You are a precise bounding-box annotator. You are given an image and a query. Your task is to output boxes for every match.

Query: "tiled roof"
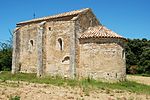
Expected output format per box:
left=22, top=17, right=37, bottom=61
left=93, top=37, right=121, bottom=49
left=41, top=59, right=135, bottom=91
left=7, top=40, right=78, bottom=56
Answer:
left=80, top=26, right=126, bottom=40
left=17, top=8, right=90, bottom=25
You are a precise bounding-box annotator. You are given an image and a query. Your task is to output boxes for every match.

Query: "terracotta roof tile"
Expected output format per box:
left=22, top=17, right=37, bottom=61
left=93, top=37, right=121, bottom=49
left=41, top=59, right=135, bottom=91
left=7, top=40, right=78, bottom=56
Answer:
left=80, top=26, right=126, bottom=40
left=17, top=8, right=90, bottom=25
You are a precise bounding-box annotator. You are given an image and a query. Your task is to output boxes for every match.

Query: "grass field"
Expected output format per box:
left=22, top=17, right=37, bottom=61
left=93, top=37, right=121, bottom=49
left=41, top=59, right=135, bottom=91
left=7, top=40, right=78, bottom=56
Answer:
left=0, top=71, right=150, bottom=95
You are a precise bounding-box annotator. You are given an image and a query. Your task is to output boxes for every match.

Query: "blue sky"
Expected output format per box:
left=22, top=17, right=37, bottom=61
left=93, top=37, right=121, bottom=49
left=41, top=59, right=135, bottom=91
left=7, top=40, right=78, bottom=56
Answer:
left=0, top=0, right=150, bottom=42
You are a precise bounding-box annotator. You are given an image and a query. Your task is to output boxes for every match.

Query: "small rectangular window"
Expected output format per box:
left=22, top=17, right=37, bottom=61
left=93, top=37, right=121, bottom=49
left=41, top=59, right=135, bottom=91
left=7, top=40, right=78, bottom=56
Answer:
left=48, top=27, right=51, bottom=31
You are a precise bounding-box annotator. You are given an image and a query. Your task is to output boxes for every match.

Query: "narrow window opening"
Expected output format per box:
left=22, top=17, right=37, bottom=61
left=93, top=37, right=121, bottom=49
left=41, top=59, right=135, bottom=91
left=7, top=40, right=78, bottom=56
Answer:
left=30, top=40, right=33, bottom=46
left=116, top=73, right=117, bottom=78
left=62, top=56, right=70, bottom=62
left=122, top=50, right=125, bottom=58
left=58, top=38, right=63, bottom=50
left=18, top=63, right=22, bottom=71
left=48, top=27, right=51, bottom=31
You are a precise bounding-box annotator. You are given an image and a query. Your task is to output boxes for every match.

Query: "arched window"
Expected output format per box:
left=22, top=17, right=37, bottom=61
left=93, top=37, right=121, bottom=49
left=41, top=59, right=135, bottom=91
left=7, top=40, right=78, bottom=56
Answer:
left=62, top=56, right=70, bottom=64
left=62, top=56, right=70, bottom=62
left=30, top=40, right=33, bottom=46
left=29, top=40, right=34, bottom=53
left=122, top=49, right=125, bottom=59
left=58, top=38, right=63, bottom=50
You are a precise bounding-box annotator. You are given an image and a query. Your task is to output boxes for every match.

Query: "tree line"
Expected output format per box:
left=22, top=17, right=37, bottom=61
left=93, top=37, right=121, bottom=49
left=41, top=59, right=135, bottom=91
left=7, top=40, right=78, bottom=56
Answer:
left=0, top=38, right=150, bottom=75
left=125, top=38, right=150, bottom=74
left=0, top=41, right=12, bottom=71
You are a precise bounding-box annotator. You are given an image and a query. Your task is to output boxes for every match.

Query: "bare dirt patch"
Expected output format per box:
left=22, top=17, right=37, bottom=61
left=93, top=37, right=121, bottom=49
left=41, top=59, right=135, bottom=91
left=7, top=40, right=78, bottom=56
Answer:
left=0, top=81, right=150, bottom=100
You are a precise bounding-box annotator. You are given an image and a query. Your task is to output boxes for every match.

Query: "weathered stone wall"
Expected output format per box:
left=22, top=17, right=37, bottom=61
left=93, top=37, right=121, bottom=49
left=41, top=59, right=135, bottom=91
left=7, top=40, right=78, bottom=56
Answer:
left=79, top=38, right=126, bottom=81
left=75, top=10, right=101, bottom=77
left=13, top=20, right=75, bottom=76
left=77, top=10, right=100, bottom=32
left=45, top=21, right=75, bottom=77
left=13, top=9, right=126, bottom=81
left=18, top=24, right=39, bottom=73
left=12, top=28, right=21, bottom=73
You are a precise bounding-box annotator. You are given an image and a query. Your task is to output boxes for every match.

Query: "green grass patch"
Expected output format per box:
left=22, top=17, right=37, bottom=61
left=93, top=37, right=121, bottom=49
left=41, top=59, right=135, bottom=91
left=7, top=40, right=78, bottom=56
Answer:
left=9, top=95, right=20, bottom=100
left=0, top=71, right=150, bottom=95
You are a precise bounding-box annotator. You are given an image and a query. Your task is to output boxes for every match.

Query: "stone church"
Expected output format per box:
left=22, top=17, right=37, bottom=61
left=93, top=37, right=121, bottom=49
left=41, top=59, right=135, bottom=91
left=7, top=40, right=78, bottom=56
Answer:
left=12, top=8, right=126, bottom=81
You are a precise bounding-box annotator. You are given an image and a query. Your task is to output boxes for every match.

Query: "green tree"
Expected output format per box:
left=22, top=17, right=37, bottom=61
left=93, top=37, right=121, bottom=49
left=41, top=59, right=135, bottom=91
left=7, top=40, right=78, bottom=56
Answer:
left=138, top=39, right=150, bottom=74
left=0, top=42, right=12, bottom=71
left=125, top=38, right=150, bottom=74
left=0, top=30, right=13, bottom=71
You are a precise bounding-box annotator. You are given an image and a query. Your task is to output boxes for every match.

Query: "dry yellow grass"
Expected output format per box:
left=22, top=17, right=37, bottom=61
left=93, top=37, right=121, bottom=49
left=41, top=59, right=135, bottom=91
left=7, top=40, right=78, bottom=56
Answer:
left=127, top=75, right=150, bottom=85
left=0, top=81, right=150, bottom=100
left=0, top=72, right=150, bottom=100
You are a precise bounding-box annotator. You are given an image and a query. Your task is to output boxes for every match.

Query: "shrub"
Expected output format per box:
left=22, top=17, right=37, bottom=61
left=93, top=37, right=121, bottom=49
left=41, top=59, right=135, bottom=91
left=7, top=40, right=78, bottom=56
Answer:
left=10, top=96, right=20, bottom=100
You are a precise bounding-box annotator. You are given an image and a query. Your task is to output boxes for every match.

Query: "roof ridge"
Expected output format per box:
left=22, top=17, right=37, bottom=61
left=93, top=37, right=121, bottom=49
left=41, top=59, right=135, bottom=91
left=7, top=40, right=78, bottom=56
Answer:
left=17, top=8, right=90, bottom=25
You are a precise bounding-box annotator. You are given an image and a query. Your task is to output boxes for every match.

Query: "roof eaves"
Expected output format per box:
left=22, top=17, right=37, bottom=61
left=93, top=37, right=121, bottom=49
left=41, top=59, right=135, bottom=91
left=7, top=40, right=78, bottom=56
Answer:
left=79, top=26, right=127, bottom=41
left=17, top=8, right=90, bottom=26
